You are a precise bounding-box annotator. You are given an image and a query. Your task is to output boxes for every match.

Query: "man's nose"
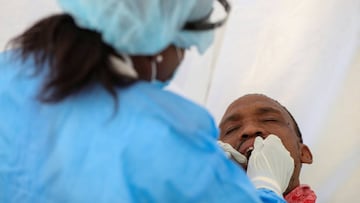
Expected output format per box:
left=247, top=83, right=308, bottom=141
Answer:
left=240, top=122, right=267, bottom=140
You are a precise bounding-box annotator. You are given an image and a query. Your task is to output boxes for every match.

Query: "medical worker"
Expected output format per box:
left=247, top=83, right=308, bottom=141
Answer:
left=0, top=0, right=293, bottom=202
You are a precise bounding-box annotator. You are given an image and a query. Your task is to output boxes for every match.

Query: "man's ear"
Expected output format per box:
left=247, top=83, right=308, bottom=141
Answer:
left=300, top=144, right=313, bottom=164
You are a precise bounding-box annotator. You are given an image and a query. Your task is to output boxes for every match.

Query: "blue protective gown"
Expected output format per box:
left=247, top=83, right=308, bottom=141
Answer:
left=0, top=51, right=285, bottom=203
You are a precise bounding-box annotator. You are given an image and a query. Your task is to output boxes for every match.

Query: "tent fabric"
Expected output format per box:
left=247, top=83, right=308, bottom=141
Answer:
left=170, top=1, right=360, bottom=202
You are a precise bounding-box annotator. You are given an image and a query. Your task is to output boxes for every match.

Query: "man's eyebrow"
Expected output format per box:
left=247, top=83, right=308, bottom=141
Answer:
left=256, top=107, right=282, bottom=115
left=220, top=106, right=282, bottom=126
left=220, top=113, right=242, bottom=126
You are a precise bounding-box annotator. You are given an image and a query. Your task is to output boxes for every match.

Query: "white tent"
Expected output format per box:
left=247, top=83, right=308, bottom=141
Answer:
left=1, top=0, right=359, bottom=202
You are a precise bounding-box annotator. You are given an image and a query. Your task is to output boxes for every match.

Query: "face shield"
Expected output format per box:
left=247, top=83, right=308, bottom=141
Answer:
left=183, top=0, right=231, bottom=31
left=174, top=0, right=231, bottom=54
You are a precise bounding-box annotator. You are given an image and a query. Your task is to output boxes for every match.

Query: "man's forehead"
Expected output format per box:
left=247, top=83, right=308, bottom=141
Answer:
left=221, top=94, right=288, bottom=122
left=228, top=94, right=282, bottom=112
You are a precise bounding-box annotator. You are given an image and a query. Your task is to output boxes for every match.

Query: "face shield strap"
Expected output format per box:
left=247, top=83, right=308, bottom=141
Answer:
left=182, top=0, right=231, bottom=31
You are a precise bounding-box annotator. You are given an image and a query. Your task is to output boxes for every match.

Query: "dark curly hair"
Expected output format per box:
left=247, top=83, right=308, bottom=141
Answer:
left=9, top=14, right=136, bottom=103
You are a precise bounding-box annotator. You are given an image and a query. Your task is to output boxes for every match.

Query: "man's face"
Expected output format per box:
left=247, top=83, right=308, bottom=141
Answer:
left=219, top=94, right=312, bottom=194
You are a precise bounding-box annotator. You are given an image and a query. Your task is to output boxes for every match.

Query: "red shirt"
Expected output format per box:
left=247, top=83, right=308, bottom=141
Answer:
left=284, top=184, right=317, bottom=203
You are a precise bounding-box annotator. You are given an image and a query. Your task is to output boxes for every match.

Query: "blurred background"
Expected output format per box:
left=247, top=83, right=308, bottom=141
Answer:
left=1, top=0, right=359, bottom=202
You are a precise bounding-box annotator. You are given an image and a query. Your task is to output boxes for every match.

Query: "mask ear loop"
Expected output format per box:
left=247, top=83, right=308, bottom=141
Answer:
left=150, top=61, right=157, bottom=82
left=175, top=47, right=183, bottom=63
left=151, top=55, right=163, bottom=81
left=151, top=48, right=181, bottom=82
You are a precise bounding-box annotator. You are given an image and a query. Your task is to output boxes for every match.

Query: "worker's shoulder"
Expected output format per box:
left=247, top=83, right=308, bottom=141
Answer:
left=133, top=82, right=212, bottom=118
left=126, top=82, right=218, bottom=135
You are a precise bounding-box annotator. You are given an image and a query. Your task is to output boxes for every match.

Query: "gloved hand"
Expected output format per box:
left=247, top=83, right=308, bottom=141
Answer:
left=217, top=140, right=247, bottom=165
left=247, top=134, right=294, bottom=196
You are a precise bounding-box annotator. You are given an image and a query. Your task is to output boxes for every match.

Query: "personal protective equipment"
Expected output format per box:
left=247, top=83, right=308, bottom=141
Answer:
left=0, top=51, right=287, bottom=203
left=57, top=0, right=215, bottom=55
left=217, top=140, right=247, bottom=165
left=247, top=135, right=294, bottom=196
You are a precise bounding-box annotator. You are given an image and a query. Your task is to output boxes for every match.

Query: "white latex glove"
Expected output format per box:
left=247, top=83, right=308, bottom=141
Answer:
left=217, top=140, right=247, bottom=165
left=247, top=135, right=294, bottom=196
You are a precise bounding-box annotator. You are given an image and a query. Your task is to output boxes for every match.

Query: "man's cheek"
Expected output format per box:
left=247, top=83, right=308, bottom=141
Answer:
left=220, top=134, right=235, bottom=143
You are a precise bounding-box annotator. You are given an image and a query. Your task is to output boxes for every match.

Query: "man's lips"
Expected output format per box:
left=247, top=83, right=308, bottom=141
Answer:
left=238, top=140, right=255, bottom=160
